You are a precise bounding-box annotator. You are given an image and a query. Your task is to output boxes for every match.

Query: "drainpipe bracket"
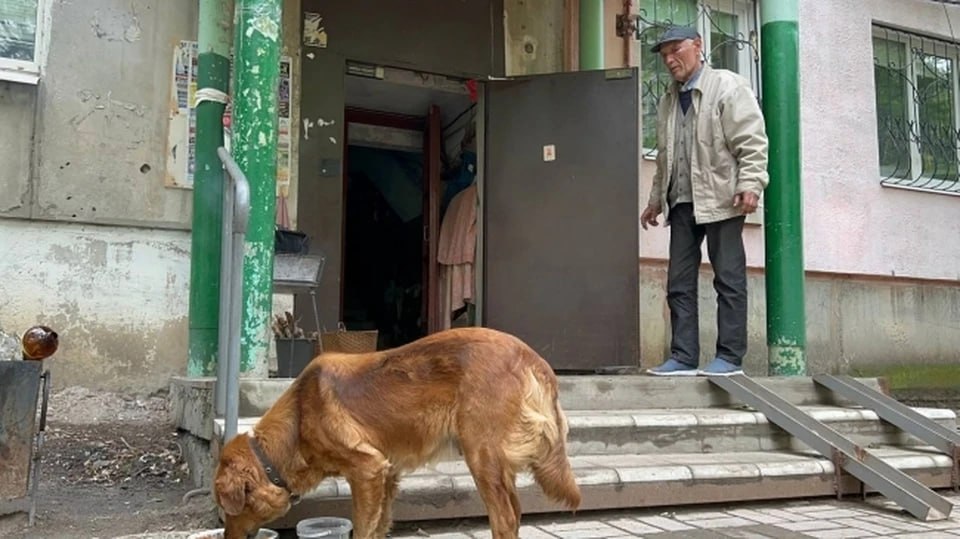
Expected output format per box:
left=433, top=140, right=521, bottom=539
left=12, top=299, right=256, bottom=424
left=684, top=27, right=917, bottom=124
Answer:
left=616, top=14, right=642, bottom=39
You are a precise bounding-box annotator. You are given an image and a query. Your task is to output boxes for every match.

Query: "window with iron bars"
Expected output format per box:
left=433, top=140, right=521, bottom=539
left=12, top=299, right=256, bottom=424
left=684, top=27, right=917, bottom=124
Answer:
left=637, top=0, right=760, bottom=155
left=873, top=24, right=960, bottom=194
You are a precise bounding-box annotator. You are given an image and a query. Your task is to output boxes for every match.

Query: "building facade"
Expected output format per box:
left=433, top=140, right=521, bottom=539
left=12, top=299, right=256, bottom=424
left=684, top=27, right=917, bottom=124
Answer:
left=0, top=0, right=957, bottom=395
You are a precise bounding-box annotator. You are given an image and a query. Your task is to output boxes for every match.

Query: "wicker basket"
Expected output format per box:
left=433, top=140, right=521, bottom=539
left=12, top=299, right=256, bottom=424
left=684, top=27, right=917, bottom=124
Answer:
left=319, top=323, right=378, bottom=354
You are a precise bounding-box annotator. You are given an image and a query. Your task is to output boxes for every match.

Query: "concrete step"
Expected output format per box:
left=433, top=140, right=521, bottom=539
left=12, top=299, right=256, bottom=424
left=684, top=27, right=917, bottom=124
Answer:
left=214, top=405, right=956, bottom=458
left=265, top=446, right=957, bottom=529
left=213, top=376, right=888, bottom=418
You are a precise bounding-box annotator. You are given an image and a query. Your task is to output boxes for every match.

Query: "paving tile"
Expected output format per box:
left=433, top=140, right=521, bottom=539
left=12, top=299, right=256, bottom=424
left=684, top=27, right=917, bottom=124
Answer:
left=888, top=533, right=959, bottom=539
left=684, top=517, right=758, bottom=529
left=634, top=515, right=695, bottom=532
left=603, top=518, right=664, bottom=534
left=832, top=517, right=898, bottom=534
left=672, top=511, right=732, bottom=521
left=860, top=515, right=929, bottom=532
left=538, top=521, right=622, bottom=539
left=804, top=529, right=875, bottom=538
left=800, top=509, right=866, bottom=520
left=726, top=508, right=787, bottom=524
left=789, top=504, right=847, bottom=513
left=917, top=518, right=960, bottom=530
left=721, top=524, right=814, bottom=538
left=775, top=520, right=848, bottom=532
left=756, top=508, right=813, bottom=522
left=517, top=526, right=559, bottom=538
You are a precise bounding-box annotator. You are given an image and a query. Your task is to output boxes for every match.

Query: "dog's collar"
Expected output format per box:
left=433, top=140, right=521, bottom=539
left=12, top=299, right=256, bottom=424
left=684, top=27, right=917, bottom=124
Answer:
left=248, top=435, right=301, bottom=504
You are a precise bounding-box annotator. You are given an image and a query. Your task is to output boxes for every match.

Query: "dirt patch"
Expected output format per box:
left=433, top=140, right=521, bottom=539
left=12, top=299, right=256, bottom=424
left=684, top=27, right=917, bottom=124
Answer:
left=0, top=387, right=220, bottom=539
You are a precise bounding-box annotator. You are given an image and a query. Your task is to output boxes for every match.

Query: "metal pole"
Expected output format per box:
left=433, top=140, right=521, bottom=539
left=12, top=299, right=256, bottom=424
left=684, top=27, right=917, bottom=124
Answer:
left=218, top=147, right=250, bottom=441
left=233, top=0, right=282, bottom=377
left=188, top=0, right=235, bottom=377
left=215, top=165, right=235, bottom=416
left=579, top=0, right=604, bottom=70
left=760, top=0, right=806, bottom=376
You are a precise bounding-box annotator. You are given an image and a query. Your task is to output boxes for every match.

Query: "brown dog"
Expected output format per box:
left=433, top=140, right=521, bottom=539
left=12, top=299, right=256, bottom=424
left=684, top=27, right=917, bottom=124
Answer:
left=212, top=327, right=581, bottom=539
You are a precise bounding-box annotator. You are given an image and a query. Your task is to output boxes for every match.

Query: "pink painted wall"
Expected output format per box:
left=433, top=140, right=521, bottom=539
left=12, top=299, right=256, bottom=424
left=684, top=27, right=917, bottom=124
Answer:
left=639, top=0, right=960, bottom=282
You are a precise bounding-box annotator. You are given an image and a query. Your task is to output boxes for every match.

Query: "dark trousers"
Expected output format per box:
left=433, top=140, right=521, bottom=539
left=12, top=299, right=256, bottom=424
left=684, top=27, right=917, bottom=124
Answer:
left=667, top=203, right=747, bottom=367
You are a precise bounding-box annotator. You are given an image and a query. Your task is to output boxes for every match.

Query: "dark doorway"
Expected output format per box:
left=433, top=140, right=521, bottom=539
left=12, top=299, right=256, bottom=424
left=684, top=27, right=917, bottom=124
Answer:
left=341, top=69, right=475, bottom=348
left=342, top=141, right=426, bottom=349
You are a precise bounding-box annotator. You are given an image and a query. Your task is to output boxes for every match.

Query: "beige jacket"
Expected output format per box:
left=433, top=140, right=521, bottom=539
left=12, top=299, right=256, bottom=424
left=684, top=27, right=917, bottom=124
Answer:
left=648, top=64, right=769, bottom=224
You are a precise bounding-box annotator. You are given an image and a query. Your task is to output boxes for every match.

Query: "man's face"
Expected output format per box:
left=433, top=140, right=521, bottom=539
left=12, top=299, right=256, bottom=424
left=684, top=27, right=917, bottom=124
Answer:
left=659, top=37, right=703, bottom=82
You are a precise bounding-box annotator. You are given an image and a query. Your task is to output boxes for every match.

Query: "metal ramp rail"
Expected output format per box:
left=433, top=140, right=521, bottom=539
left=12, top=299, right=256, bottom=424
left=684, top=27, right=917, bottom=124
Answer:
left=709, top=375, right=957, bottom=522
left=214, top=146, right=250, bottom=442
left=814, top=374, right=960, bottom=493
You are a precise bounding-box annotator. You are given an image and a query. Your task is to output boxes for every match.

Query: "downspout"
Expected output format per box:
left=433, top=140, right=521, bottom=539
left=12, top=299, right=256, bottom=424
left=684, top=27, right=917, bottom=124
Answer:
left=188, top=0, right=234, bottom=377
left=760, top=0, right=806, bottom=376
left=622, top=0, right=633, bottom=67
left=234, top=0, right=282, bottom=377
left=579, top=0, right=604, bottom=70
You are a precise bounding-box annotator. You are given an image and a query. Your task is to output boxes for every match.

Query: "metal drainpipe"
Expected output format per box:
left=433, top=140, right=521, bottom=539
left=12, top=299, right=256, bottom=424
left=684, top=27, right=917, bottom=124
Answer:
left=579, top=0, right=604, bottom=70
left=188, top=0, right=234, bottom=378
left=760, top=0, right=806, bottom=376
left=622, top=0, right=634, bottom=67
left=234, top=0, right=282, bottom=377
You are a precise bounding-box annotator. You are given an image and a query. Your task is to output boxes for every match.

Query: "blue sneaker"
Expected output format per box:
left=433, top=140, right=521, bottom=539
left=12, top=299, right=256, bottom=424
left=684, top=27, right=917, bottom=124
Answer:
left=699, top=357, right=744, bottom=376
left=646, top=358, right=698, bottom=376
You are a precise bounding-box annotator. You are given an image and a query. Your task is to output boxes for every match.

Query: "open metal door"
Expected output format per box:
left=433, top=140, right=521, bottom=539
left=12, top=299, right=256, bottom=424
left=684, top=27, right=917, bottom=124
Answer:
left=483, top=69, right=640, bottom=371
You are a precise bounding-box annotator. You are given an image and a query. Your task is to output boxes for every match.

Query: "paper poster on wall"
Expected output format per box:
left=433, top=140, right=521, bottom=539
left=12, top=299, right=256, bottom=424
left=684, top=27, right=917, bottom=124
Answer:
left=303, top=12, right=327, bottom=48
left=276, top=57, right=293, bottom=197
left=166, top=40, right=293, bottom=195
left=165, top=40, right=199, bottom=189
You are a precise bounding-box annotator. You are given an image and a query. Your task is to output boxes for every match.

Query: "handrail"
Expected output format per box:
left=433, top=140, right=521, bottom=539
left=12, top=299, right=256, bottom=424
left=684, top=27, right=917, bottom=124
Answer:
left=215, top=147, right=249, bottom=441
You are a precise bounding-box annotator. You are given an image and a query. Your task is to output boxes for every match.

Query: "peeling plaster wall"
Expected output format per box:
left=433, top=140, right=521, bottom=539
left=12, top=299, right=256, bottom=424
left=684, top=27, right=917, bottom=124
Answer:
left=33, top=0, right=197, bottom=228
left=0, top=0, right=305, bottom=392
left=0, top=82, right=35, bottom=219
left=0, top=219, right=191, bottom=392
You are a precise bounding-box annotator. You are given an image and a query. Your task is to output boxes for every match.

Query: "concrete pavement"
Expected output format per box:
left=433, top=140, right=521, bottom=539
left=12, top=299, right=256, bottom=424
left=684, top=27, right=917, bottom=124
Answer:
left=389, top=494, right=960, bottom=538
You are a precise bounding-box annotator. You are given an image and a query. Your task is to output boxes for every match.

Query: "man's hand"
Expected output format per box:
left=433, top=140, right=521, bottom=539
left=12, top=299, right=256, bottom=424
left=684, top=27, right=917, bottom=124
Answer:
left=733, top=191, right=759, bottom=214
left=641, top=203, right=662, bottom=230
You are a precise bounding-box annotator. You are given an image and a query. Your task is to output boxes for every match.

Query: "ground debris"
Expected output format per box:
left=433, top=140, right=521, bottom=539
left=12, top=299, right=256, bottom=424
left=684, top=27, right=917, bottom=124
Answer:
left=46, top=421, right=189, bottom=487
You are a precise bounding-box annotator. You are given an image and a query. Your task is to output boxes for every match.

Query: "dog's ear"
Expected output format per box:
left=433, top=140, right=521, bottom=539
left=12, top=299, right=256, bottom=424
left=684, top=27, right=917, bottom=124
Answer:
left=214, top=472, right=247, bottom=515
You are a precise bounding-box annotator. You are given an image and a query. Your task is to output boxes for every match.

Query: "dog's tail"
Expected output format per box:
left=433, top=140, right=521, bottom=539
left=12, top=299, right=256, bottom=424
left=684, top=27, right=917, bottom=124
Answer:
left=527, top=372, right=581, bottom=511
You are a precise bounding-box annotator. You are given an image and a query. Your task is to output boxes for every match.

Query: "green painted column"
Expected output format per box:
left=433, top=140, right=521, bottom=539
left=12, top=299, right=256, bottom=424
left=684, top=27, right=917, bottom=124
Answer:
left=233, top=0, right=282, bottom=376
left=579, top=0, right=604, bottom=70
left=188, top=0, right=235, bottom=377
left=760, top=0, right=806, bottom=376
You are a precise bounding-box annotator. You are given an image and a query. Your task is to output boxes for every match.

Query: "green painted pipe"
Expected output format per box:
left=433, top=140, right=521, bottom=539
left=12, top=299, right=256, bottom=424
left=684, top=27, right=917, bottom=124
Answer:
left=188, top=0, right=234, bottom=377
left=760, top=0, right=806, bottom=376
left=579, top=0, right=604, bottom=70
left=233, top=0, right=282, bottom=376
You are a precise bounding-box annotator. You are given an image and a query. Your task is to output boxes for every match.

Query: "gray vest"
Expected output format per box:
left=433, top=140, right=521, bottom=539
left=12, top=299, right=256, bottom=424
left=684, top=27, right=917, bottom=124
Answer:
left=668, top=98, right=696, bottom=207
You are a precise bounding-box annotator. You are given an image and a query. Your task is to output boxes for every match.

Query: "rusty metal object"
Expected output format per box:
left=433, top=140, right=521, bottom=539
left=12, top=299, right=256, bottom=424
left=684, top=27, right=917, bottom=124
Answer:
left=952, top=444, right=960, bottom=493
left=21, top=325, right=58, bottom=361
left=832, top=447, right=846, bottom=500
left=0, top=361, right=43, bottom=510
left=1, top=324, right=56, bottom=525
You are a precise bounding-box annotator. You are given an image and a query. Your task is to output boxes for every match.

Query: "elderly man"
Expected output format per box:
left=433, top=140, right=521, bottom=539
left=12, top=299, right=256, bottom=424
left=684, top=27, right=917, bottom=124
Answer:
left=641, top=26, right=769, bottom=376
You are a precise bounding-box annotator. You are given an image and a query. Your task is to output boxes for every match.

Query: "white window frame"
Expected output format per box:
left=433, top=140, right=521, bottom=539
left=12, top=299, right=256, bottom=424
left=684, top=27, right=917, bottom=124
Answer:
left=701, top=0, right=756, bottom=80
left=872, top=24, right=960, bottom=194
left=0, top=0, right=51, bottom=85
